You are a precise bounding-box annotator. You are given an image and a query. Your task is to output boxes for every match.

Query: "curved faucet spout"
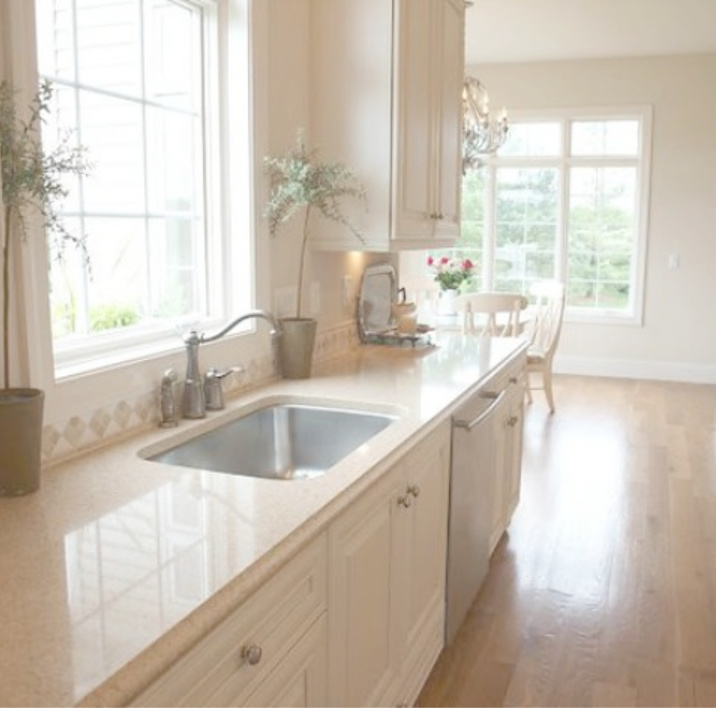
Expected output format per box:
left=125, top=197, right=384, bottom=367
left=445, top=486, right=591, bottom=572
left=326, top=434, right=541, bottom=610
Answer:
left=200, top=309, right=282, bottom=343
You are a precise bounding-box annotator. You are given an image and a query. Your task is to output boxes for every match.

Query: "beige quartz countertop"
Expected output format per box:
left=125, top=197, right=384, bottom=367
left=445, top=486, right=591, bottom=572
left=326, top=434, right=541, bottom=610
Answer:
left=0, top=333, right=526, bottom=707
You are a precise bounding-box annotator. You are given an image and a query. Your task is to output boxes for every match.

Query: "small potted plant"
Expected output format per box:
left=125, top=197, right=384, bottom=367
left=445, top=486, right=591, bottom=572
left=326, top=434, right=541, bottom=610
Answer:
left=427, top=254, right=475, bottom=291
left=427, top=254, right=475, bottom=316
left=264, top=131, right=365, bottom=378
left=0, top=80, right=89, bottom=495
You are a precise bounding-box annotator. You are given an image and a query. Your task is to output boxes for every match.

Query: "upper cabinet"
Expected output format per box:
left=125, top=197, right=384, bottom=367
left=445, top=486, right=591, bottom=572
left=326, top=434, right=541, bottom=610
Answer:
left=310, top=0, right=465, bottom=252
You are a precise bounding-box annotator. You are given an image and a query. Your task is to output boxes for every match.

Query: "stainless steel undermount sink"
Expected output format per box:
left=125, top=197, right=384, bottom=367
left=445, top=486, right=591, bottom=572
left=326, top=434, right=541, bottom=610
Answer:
left=144, top=401, right=398, bottom=480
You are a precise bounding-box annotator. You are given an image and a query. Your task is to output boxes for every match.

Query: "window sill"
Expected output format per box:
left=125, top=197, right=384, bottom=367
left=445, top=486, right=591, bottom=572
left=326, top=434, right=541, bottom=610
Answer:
left=564, top=310, right=643, bottom=327
left=53, top=319, right=254, bottom=381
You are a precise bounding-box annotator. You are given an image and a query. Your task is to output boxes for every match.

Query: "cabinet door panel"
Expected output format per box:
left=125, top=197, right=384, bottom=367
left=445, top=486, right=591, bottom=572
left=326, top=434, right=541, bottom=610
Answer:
left=400, top=433, right=450, bottom=648
left=490, top=365, right=527, bottom=554
left=393, top=0, right=434, bottom=240
left=328, top=473, right=401, bottom=707
left=386, top=424, right=450, bottom=708
left=505, top=389, right=525, bottom=520
left=435, top=0, right=464, bottom=234
left=490, top=396, right=511, bottom=553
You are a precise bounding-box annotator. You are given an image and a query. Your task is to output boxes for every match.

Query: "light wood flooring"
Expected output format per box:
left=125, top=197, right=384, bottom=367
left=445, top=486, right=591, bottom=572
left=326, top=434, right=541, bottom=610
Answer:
left=418, top=375, right=716, bottom=707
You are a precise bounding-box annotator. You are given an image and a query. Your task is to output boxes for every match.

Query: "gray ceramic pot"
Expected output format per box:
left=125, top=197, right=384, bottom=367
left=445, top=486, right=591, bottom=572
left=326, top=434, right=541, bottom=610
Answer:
left=278, top=318, right=318, bottom=379
left=0, top=388, right=44, bottom=496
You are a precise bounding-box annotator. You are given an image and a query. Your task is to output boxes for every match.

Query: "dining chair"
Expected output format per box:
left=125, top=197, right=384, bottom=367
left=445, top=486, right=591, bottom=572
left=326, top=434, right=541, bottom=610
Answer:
left=455, top=292, right=529, bottom=337
left=523, top=280, right=566, bottom=413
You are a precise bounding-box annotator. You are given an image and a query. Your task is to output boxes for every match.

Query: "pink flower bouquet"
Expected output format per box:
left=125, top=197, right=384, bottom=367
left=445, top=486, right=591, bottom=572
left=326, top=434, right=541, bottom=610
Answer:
left=427, top=255, right=475, bottom=291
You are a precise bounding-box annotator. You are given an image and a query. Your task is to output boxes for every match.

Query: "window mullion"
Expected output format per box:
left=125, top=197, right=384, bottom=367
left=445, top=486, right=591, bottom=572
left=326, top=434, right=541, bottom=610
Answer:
left=557, top=117, right=570, bottom=286
left=139, top=0, right=152, bottom=321
left=483, top=165, right=497, bottom=289
left=69, top=0, right=91, bottom=336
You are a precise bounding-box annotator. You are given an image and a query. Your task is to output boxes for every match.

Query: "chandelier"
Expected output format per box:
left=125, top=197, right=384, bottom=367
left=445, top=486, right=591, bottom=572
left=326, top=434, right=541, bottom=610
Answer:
left=462, top=76, right=509, bottom=172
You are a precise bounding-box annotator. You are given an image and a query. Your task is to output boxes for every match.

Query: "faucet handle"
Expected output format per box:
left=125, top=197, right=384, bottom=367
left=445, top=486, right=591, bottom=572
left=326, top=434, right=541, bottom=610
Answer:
left=203, top=367, right=243, bottom=411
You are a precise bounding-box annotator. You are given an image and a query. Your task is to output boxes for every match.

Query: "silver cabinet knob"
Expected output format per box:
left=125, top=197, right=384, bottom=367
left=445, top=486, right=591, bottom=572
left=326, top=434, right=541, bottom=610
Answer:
left=397, top=495, right=412, bottom=508
left=242, top=644, right=263, bottom=666
left=407, top=484, right=420, bottom=498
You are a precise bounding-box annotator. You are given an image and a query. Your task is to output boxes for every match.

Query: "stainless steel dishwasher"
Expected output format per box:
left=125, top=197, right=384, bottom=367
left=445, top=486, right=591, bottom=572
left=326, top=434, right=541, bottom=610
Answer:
left=445, top=383, right=507, bottom=644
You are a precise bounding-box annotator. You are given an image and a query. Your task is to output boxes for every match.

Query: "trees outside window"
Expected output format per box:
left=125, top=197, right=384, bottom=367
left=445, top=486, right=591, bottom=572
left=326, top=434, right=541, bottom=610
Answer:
left=436, top=110, right=650, bottom=321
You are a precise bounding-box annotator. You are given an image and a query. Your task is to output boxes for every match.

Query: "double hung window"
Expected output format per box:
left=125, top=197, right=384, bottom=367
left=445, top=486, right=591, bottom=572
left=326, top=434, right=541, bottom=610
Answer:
left=35, top=0, right=247, bottom=375
left=454, top=108, right=651, bottom=322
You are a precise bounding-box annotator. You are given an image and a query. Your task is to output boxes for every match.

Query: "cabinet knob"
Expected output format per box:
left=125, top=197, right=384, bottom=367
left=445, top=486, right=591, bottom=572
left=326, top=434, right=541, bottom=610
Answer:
left=397, top=494, right=412, bottom=508
left=507, top=415, right=519, bottom=427
left=241, top=644, right=263, bottom=666
left=407, top=484, right=420, bottom=498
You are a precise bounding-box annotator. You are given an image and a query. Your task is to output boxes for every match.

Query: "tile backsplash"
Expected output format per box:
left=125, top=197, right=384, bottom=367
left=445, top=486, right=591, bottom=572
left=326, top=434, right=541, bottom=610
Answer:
left=43, top=321, right=359, bottom=466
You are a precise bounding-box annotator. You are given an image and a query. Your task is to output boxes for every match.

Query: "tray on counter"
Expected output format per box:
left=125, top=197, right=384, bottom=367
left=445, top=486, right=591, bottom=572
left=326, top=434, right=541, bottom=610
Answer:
left=362, top=324, right=435, bottom=348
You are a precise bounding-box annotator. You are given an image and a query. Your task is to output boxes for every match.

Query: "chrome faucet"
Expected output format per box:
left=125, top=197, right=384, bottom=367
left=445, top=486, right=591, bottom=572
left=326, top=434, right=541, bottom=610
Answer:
left=182, top=310, right=282, bottom=419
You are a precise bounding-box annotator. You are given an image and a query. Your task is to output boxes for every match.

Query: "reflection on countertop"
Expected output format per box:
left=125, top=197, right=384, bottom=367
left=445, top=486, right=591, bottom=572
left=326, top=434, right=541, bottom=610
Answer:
left=0, top=332, right=526, bottom=707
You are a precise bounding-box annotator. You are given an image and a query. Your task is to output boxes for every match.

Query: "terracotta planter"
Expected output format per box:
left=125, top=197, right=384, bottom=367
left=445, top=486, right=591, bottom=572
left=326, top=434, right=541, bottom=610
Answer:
left=0, top=388, right=44, bottom=496
left=278, top=318, right=317, bottom=379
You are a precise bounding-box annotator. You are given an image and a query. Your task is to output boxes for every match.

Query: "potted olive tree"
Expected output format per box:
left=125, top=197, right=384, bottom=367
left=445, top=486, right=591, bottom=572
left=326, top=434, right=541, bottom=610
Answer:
left=0, top=80, right=89, bottom=495
left=264, top=131, right=365, bottom=378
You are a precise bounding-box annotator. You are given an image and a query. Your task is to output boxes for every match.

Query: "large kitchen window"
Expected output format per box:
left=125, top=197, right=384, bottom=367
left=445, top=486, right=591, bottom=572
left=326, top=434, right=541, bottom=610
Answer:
left=454, top=108, right=651, bottom=322
left=35, top=0, right=250, bottom=375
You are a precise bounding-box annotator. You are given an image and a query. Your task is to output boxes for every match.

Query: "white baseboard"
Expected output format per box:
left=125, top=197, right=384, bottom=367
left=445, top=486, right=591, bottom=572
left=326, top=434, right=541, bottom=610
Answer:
left=554, top=355, right=716, bottom=385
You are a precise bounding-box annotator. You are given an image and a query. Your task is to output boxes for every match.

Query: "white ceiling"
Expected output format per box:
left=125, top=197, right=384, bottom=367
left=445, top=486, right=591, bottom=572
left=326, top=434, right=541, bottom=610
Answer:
left=465, top=0, right=716, bottom=65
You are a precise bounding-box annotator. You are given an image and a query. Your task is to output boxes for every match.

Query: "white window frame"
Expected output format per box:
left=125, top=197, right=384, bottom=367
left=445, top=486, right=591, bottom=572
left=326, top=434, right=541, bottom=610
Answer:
left=477, top=105, right=652, bottom=326
left=36, top=0, right=254, bottom=379
left=0, top=0, right=268, bottom=426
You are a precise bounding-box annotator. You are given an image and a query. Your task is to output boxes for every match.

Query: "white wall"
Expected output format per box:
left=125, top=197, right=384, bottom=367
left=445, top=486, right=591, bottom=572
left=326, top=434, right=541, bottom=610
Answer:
left=472, top=54, right=716, bottom=383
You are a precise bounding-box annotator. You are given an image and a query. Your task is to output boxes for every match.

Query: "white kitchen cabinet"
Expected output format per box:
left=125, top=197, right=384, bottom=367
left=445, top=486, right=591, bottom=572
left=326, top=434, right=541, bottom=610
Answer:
left=131, top=534, right=328, bottom=707
left=327, top=465, right=401, bottom=706
left=327, top=421, right=451, bottom=707
left=489, top=360, right=527, bottom=555
left=310, top=0, right=465, bottom=252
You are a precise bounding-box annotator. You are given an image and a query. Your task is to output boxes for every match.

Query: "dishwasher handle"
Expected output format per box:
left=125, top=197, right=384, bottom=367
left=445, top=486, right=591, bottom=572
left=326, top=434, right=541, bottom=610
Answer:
left=452, top=389, right=506, bottom=431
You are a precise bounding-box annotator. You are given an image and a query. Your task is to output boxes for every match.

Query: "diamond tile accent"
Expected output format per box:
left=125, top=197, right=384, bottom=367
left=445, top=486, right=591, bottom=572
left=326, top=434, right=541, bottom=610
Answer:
left=113, top=401, right=133, bottom=430
left=134, top=394, right=155, bottom=424
left=89, top=409, right=112, bottom=438
left=63, top=416, right=87, bottom=449
left=41, top=425, right=60, bottom=461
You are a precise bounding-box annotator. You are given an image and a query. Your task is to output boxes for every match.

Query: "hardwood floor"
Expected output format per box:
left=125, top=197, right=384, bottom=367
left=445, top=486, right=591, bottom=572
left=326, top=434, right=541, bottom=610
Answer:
left=419, top=375, right=716, bottom=707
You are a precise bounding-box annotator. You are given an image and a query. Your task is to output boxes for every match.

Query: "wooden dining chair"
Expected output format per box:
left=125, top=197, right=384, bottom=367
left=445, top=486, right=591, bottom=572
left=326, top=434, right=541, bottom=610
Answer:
left=524, top=280, right=566, bottom=413
left=455, top=292, right=529, bottom=337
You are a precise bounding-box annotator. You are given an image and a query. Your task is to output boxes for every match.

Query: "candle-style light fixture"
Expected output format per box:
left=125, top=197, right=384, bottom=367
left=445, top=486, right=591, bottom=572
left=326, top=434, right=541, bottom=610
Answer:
left=462, top=76, right=509, bottom=172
